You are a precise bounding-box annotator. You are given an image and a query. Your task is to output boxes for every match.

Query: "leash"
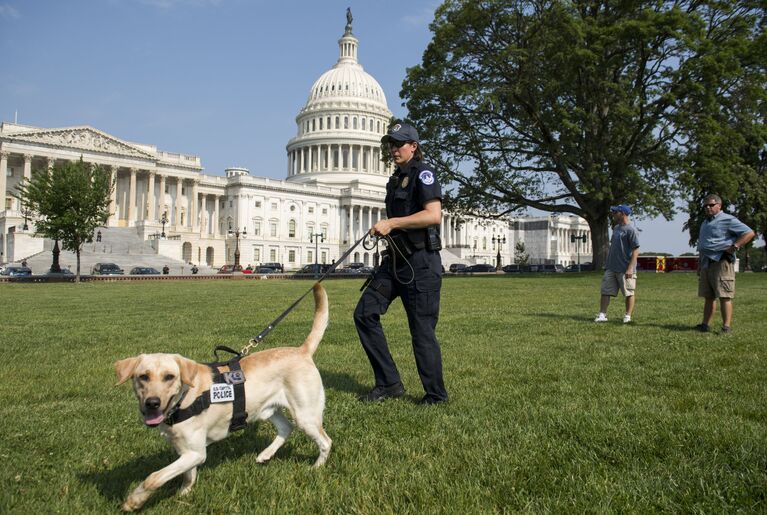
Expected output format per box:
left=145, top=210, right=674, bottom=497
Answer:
left=240, top=233, right=371, bottom=355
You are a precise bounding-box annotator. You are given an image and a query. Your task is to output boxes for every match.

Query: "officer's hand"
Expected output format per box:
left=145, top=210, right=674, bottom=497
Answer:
left=371, top=219, right=395, bottom=237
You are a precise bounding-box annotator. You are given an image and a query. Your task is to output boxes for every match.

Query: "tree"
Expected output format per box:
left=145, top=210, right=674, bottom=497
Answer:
left=15, top=159, right=114, bottom=282
left=402, top=0, right=764, bottom=268
left=678, top=8, right=767, bottom=270
left=514, top=240, right=529, bottom=265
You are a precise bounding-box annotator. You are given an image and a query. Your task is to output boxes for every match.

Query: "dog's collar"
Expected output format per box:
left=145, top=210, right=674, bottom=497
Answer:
left=163, top=383, right=190, bottom=423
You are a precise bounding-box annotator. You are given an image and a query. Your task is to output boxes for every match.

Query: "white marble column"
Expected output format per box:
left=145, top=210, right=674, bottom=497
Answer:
left=0, top=151, right=8, bottom=213
left=23, top=154, right=32, bottom=182
left=158, top=174, right=166, bottom=219
left=146, top=172, right=155, bottom=222
left=128, top=168, right=137, bottom=224
left=108, top=167, right=117, bottom=226
left=175, top=178, right=182, bottom=227
left=191, top=181, right=199, bottom=231
left=214, top=195, right=220, bottom=236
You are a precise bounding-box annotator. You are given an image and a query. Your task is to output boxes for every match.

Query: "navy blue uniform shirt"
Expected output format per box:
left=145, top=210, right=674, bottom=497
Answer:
left=385, top=160, right=442, bottom=218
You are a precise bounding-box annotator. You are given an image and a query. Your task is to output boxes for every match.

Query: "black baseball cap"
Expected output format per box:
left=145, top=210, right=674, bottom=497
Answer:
left=382, top=123, right=419, bottom=144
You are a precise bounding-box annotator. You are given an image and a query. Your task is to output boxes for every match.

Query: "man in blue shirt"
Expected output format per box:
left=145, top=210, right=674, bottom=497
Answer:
left=595, top=205, right=641, bottom=323
left=696, top=194, right=755, bottom=333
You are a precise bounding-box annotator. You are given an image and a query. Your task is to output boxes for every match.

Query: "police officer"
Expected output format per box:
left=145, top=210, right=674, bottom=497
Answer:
left=354, top=123, right=448, bottom=405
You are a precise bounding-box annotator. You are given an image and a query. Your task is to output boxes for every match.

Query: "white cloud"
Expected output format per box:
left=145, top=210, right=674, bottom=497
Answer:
left=0, top=4, right=21, bottom=19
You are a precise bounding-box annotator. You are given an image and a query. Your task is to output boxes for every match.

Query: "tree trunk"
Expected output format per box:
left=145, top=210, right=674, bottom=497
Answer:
left=50, top=239, right=61, bottom=273
left=587, top=216, right=611, bottom=270
left=76, top=249, right=81, bottom=284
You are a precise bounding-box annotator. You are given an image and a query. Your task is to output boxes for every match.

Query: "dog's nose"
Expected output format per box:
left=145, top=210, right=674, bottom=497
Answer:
left=145, top=397, right=161, bottom=410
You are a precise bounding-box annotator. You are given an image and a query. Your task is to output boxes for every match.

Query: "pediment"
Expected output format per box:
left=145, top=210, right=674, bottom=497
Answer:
left=4, top=126, right=155, bottom=159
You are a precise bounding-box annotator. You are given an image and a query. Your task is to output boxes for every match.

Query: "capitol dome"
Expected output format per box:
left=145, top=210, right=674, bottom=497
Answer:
left=286, top=11, right=393, bottom=189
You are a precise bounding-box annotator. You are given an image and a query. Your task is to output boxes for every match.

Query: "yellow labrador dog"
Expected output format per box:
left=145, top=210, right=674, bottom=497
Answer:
left=114, top=284, right=331, bottom=511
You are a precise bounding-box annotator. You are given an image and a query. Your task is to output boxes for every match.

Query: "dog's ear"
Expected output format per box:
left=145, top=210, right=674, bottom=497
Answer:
left=174, top=355, right=199, bottom=387
left=114, top=356, right=141, bottom=385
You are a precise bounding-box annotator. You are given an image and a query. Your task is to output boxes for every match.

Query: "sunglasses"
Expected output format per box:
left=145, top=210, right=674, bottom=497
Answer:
left=389, top=140, right=410, bottom=148
left=703, top=203, right=719, bottom=208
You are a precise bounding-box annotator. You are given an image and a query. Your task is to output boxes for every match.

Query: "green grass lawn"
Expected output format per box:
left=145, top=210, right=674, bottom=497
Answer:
left=1, top=273, right=765, bottom=513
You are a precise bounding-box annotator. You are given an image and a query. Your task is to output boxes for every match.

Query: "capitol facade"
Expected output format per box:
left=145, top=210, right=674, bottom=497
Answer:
left=0, top=14, right=591, bottom=270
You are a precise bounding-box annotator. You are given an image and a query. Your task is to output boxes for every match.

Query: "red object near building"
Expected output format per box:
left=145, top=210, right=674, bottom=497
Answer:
left=666, top=256, right=698, bottom=272
left=637, top=256, right=697, bottom=272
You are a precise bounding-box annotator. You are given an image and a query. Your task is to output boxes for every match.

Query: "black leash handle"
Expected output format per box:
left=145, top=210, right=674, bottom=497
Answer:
left=240, top=233, right=370, bottom=354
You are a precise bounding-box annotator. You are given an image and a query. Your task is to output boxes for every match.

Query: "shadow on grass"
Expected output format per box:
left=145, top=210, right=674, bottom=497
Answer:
left=319, top=368, right=366, bottom=395
left=79, top=427, right=305, bottom=510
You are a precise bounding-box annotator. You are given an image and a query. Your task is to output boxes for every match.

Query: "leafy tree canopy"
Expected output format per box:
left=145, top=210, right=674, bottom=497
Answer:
left=14, top=159, right=113, bottom=281
left=402, top=0, right=765, bottom=267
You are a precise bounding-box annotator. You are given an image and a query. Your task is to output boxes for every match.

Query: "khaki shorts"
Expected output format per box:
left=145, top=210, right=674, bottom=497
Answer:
left=698, top=259, right=735, bottom=299
left=600, top=270, right=636, bottom=297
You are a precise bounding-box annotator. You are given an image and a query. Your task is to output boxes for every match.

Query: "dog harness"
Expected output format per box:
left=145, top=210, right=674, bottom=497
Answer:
left=165, top=347, right=248, bottom=432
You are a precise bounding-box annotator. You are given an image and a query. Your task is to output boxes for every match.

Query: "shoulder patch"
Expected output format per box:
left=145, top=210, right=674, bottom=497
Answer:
left=418, top=170, right=435, bottom=185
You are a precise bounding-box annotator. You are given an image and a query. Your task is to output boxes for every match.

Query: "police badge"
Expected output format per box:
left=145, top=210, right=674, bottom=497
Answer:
left=400, top=176, right=410, bottom=188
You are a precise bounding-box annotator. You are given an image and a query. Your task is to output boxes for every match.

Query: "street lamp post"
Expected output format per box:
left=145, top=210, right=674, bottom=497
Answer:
left=571, top=233, right=588, bottom=271
left=21, top=206, right=31, bottom=231
left=310, top=232, right=325, bottom=278
left=493, top=235, right=507, bottom=270
left=160, top=211, right=168, bottom=238
left=228, top=226, right=247, bottom=270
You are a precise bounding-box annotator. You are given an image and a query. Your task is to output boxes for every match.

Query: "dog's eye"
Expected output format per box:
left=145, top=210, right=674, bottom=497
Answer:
left=164, top=374, right=176, bottom=382
left=138, top=374, right=149, bottom=382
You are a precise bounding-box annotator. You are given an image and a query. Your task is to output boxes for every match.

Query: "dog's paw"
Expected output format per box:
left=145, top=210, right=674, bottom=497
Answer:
left=255, top=453, right=273, bottom=464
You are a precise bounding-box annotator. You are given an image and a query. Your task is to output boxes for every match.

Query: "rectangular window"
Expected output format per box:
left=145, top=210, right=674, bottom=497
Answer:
left=322, top=207, right=328, bottom=215
left=288, top=250, right=296, bottom=263
left=255, top=201, right=261, bottom=208
left=270, top=222, right=277, bottom=237
left=308, top=206, right=314, bottom=214
left=270, top=249, right=277, bottom=261
left=253, top=221, right=261, bottom=236
left=253, top=247, right=261, bottom=262
left=321, top=251, right=327, bottom=264
left=271, top=202, right=278, bottom=210
left=307, top=250, right=313, bottom=263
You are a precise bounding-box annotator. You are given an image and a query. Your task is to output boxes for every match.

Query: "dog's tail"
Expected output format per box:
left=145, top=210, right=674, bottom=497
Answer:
left=300, top=283, right=329, bottom=357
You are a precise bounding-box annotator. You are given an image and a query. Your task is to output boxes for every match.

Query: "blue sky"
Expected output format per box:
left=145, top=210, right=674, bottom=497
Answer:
left=0, top=0, right=695, bottom=254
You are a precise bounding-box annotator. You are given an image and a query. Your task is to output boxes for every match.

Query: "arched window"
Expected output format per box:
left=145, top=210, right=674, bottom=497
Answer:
left=353, top=117, right=357, bottom=129
left=344, top=116, right=349, bottom=129
left=312, top=119, right=316, bottom=131
left=319, top=118, right=323, bottom=130
left=361, top=118, right=366, bottom=130
left=335, top=117, right=340, bottom=129
left=288, top=219, right=296, bottom=238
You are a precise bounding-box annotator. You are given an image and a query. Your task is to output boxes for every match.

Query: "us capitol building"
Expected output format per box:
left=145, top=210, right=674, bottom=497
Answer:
left=0, top=13, right=591, bottom=270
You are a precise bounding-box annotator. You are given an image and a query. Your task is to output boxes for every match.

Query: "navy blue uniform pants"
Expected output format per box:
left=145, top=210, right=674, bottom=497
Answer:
left=353, top=249, right=448, bottom=402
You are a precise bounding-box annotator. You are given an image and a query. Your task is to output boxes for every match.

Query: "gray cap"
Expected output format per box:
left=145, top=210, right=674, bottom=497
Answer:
left=382, top=123, right=419, bottom=144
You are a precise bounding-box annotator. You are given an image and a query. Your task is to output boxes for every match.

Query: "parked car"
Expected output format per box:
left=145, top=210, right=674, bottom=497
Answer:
left=255, top=266, right=277, bottom=274
left=459, top=264, right=497, bottom=273
left=0, top=265, right=32, bottom=277
left=449, top=263, right=468, bottom=273
left=44, top=267, right=74, bottom=276
left=565, top=262, right=593, bottom=272
left=260, top=262, right=284, bottom=272
left=502, top=264, right=522, bottom=273
left=130, top=266, right=161, bottom=275
left=346, top=262, right=365, bottom=269
left=91, top=263, right=124, bottom=275
left=296, top=264, right=332, bottom=275
left=217, top=264, right=243, bottom=274
left=540, top=264, right=565, bottom=273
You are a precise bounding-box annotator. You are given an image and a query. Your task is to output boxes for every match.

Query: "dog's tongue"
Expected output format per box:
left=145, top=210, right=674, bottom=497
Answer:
left=144, top=413, right=165, bottom=426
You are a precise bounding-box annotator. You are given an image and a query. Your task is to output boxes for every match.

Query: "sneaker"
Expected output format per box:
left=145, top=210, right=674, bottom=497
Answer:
left=721, top=326, right=732, bottom=334
left=418, top=395, right=448, bottom=406
left=695, top=323, right=710, bottom=333
left=594, top=313, right=608, bottom=323
left=358, top=383, right=405, bottom=402
left=623, top=314, right=632, bottom=324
